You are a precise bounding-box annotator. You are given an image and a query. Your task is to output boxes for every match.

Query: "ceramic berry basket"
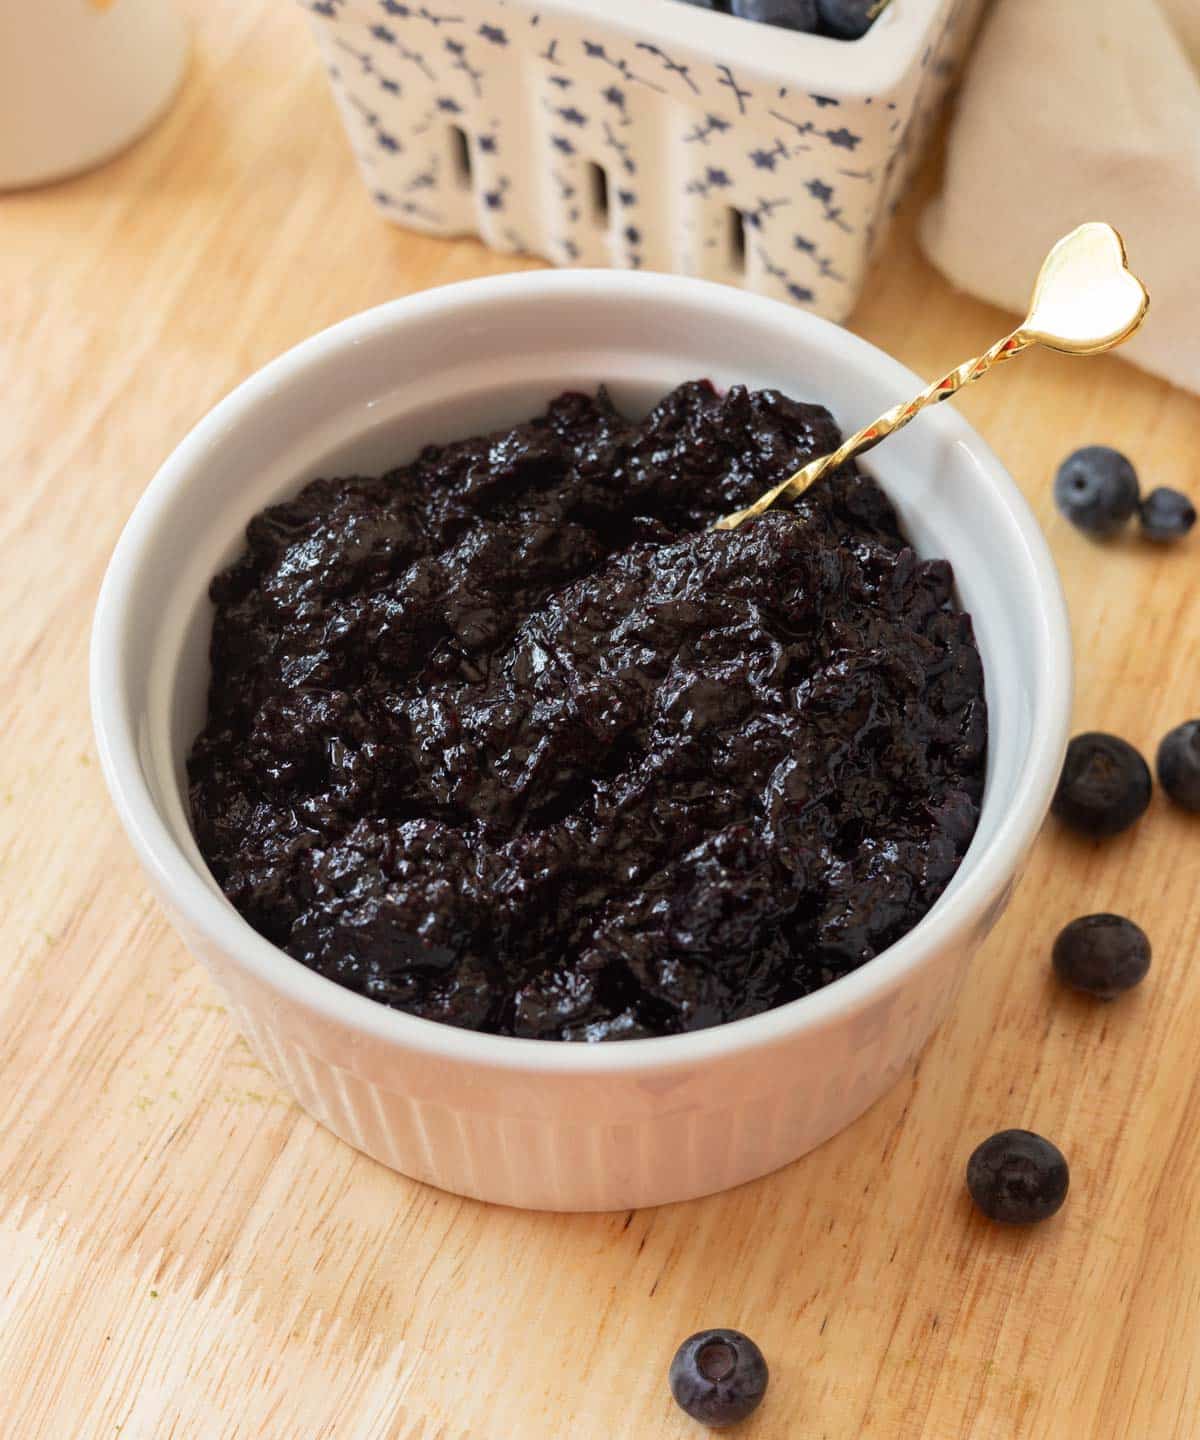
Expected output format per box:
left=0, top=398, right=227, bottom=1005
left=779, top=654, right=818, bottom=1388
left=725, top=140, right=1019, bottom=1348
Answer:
left=299, top=0, right=984, bottom=321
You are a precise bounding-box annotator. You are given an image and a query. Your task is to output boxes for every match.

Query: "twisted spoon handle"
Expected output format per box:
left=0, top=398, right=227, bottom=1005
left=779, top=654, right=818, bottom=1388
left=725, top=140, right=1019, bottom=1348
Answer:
left=715, top=223, right=1149, bottom=532
left=713, top=328, right=1033, bottom=532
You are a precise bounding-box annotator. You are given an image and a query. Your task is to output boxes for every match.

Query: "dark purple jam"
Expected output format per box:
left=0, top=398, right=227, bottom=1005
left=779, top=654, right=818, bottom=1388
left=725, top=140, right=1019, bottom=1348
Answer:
left=188, top=382, right=986, bottom=1040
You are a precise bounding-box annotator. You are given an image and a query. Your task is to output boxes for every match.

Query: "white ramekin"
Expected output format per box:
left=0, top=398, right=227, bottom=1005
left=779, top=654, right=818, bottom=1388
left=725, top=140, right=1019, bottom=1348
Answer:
left=91, top=271, right=1071, bottom=1211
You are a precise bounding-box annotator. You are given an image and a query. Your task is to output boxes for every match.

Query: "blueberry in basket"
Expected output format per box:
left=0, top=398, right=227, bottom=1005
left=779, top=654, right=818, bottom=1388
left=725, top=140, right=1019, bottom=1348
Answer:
left=188, top=381, right=987, bottom=1041
left=675, top=0, right=886, bottom=38
left=730, top=0, right=819, bottom=31
left=816, top=0, right=880, bottom=38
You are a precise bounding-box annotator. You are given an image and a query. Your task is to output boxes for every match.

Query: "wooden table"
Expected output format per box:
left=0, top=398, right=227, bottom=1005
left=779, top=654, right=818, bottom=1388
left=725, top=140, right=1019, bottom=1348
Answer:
left=4, top=4, right=1199, bottom=1435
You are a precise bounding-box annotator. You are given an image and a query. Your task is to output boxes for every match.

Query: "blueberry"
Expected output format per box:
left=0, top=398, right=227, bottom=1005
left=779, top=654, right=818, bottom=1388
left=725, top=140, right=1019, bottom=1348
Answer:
left=967, top=1130, right=1069, bottom=1224
left=1052, top=732, right=1152, bottom=838
left=1054, top=446, right=1140, bottom=536
left=730, top=0, right=820, bottom=31
left=1139, top=486, right=1196, bottom=541
left=669, top=1330, right=769, bottom=1429
left=817, top=0, right=880, bottom=39
left=677, top=0, right=726, bottom=9
left=1158, top=719, right=1200, bottom=811
left=1052, top=913, right=1150, bottom=999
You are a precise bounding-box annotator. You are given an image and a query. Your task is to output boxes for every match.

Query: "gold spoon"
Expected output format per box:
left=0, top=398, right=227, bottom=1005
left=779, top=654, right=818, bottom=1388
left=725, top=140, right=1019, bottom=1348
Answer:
left=714, top=222, right=1150, bottom=532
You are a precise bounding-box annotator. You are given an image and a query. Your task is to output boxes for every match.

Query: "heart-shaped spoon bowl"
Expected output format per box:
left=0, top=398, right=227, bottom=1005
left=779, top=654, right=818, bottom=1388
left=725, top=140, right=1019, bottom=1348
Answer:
left=1020, top=221, right=1149, bottom=355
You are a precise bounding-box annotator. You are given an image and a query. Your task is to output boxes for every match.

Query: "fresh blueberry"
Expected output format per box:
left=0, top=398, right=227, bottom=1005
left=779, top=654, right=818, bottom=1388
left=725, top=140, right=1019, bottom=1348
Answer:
left=817, top=0, right=880, bottom=39
left=1139, top=486, right=1196, bottom=541
left=1052, top=732, right=1152, bottom=838
left=1158, top=719, right=1200, bottom=811
left=1053, top=446, right=1140, bottom=536
left=967, top=1130, right=1069, bottom=1224
left=677, top=0, right=726, bottom=9
left=669, top=1329, right=769, bottom=1429
left=1052, top=914, right=1150, bottom=999
left=730, top=0, right=820, bottom=32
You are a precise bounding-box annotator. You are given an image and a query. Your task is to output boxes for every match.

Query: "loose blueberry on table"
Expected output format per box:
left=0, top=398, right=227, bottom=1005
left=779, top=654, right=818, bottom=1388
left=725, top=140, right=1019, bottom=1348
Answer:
left=669, top=1330, right=769, bottom=1428
left=1053, top=445, right=1140, bottom=537
left=966, top=1130, right=1070, bottom=1224
left=1052, top=914, right=1150, bottom=1000
left=1157, top=720, right=1200, bottom=812
left=1139, top=486, right=1196, bottom=542
left=1051, top=732, right=1152, bottom=839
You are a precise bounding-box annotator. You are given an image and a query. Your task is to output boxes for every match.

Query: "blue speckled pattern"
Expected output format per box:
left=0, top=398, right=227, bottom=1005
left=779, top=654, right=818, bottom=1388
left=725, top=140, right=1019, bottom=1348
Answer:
left=300, top=0, right=983, bottom=321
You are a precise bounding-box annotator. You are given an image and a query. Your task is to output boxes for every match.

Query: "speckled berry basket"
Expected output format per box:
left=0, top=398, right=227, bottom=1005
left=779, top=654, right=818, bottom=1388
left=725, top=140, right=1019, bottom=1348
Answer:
left=298, top=0, right=985, bottom=321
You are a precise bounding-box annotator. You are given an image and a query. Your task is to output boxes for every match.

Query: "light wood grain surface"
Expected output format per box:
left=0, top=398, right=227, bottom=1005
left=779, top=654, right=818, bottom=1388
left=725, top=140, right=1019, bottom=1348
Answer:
left=3, top=4, right=1199, bottom=1436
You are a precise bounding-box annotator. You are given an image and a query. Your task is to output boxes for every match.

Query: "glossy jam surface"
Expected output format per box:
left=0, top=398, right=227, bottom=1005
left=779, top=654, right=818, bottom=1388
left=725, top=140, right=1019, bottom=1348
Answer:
left=188, top=382, right=986, bottom=1040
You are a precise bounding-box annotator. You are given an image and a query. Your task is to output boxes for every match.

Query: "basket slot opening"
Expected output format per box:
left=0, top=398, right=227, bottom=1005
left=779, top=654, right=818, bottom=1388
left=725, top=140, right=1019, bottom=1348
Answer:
left=588, top=162, right=610, bottom=225
left=728, top=208, right=748, bottom=275
left=450, top=126, right=472, bottom=188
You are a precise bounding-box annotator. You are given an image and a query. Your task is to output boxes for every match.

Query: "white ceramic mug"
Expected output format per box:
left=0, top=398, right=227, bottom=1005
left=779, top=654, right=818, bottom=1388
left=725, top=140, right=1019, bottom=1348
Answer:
left=0, top=0, right=188, bottom=190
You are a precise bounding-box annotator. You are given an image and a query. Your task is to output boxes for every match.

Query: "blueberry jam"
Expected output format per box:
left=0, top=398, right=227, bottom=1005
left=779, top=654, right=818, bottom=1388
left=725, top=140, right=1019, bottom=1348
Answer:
left=188, top=382, right=987, bottom=1041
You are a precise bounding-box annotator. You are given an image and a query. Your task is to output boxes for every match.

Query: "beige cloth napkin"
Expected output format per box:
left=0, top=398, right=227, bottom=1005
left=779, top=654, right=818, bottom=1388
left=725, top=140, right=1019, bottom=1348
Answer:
left=922, top=0, right=1200, bottom=395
